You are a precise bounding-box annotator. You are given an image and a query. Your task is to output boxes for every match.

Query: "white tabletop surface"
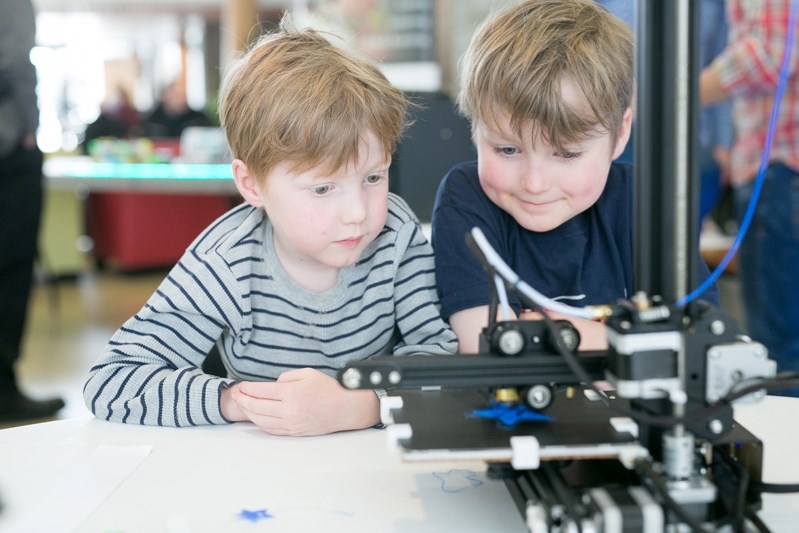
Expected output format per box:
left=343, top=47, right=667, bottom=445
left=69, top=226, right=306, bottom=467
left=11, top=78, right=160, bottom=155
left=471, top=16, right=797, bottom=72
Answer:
left=0, top=415, right=526, bottom=533
left=727, top=396, right=799, bottom=532
left=0, top=395, right=796, bottom=533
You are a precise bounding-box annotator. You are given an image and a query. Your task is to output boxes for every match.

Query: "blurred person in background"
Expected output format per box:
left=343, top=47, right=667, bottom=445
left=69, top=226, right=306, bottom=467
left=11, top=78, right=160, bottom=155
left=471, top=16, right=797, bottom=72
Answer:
left=700, top=0, right=799, bottom=397
left=141, top=79, right=211, bottom=138
left=0, top=0, right=64, bottom=422
left=82, top=86, right=142, bottom=151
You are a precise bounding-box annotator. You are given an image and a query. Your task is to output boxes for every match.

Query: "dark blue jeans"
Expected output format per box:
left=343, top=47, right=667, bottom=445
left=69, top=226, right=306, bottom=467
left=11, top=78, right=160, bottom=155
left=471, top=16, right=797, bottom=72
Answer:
left=734, top=162, right=799, bottom=397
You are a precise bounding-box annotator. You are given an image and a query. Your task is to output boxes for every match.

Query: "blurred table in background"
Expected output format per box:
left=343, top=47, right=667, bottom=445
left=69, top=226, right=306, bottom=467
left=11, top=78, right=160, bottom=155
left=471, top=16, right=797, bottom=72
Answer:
left=699, top=220, right=737, bottom=275
left=44, top=156, right=237, bottom=194
left=42, top=156, right=238, bottom=274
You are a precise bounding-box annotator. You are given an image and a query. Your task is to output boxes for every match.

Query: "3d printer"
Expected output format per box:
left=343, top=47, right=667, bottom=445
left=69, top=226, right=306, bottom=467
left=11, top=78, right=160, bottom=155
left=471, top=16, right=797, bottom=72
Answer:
left=338, top=2, right=798, bottom=531
left=339, top=226, right=780, bottom=531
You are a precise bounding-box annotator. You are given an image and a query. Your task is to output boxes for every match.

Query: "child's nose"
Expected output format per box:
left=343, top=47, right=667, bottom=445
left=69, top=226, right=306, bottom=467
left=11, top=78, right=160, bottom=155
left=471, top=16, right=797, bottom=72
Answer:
left=341, top=189, right=367, bottom=224
left=521, top=162, right=551, bottom=194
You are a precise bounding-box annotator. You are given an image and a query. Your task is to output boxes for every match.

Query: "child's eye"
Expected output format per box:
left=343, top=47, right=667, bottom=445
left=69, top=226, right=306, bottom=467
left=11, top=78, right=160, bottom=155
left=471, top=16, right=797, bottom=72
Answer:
left=365, top=174, right=385, bottom=185
left=495, top=146, right=519, bottom=157
left=556, top=151, right=581, bottom=160
left=311, top=184, right=333, bottom=196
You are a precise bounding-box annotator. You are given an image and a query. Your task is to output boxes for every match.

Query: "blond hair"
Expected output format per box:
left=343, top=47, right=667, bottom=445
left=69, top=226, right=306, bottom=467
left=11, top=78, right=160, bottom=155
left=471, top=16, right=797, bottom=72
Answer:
left=218, top=15, right=408, bottom=182
left=458, top=0, right=633, bottom=150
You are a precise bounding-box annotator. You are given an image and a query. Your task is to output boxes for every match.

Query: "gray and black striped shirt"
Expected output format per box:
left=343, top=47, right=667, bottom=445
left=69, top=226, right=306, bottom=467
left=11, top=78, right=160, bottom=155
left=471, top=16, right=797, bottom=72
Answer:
left=84, top=194, right=457, bottom=426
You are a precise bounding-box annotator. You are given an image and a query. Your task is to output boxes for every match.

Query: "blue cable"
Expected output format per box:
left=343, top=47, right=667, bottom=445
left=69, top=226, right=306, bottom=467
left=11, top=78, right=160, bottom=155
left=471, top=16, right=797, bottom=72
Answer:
left=678, top=0, right=799, bottom=307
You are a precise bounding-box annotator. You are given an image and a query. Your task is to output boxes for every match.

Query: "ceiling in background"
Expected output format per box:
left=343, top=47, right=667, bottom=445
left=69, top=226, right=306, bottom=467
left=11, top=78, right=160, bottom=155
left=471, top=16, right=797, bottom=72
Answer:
left=33, top=0, right=290, bottom=13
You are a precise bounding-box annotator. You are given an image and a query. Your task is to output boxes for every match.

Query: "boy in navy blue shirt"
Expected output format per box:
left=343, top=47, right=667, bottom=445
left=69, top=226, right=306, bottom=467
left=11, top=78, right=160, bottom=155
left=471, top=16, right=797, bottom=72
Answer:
left=433, top=0, right=716, bottom=353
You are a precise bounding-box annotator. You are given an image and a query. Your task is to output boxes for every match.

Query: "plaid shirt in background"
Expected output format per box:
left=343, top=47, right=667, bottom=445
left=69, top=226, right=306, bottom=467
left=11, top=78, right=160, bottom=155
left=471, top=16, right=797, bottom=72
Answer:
left=710, top=0, right=799, bottom=186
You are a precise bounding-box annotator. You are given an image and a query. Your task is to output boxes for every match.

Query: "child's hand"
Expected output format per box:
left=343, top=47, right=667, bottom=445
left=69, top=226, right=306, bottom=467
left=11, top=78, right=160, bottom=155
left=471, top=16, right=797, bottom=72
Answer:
left=231, top=368, right=380, bottom=436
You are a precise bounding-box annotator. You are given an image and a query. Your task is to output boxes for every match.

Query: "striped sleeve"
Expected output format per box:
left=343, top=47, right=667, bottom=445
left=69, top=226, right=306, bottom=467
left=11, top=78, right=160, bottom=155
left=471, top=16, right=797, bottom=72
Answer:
left=387, top=196, right=459, bottom=356
left=83, top=249, right=246, bottom=426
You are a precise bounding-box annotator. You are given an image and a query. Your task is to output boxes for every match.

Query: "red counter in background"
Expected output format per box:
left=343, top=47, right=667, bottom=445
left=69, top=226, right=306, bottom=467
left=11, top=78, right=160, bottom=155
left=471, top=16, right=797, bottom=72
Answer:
left=86, top=192, right=234, bottom=271
left=44, top=156, right=239, bottom=273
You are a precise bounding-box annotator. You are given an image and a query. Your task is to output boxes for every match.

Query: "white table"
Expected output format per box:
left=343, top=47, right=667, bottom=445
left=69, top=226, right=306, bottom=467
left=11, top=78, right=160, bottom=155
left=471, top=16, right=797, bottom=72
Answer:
left=728, top=396, right=799, bottom=532
left=0, top=416, right=525, bottom=533
left=0, top=396, right=796, bottom=533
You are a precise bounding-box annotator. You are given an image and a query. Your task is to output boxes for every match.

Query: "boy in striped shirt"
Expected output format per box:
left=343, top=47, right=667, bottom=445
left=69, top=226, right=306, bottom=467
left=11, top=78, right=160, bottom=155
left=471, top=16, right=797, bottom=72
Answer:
left=84, top=18, right=458, bottom=435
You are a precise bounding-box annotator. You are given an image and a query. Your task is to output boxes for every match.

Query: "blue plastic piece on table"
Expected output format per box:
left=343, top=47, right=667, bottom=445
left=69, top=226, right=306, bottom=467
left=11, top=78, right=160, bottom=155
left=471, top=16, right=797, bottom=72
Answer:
left=238, top=509, right=273, bottom=522
left=471, top=401, right=551, bottom=427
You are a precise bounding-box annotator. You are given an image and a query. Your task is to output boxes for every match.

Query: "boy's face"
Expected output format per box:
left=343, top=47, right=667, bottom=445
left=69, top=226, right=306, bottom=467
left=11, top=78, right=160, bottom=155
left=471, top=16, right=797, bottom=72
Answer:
left=256, top=130, right=390, bottom=276
left=474, top=82, right=632, bottom=233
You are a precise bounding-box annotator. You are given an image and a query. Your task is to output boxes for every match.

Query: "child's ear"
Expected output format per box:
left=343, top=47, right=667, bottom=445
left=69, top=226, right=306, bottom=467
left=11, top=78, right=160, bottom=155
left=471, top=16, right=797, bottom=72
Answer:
left=232, top=159, right=264, bottom=208
left=611, top=107, right=634, bottom=160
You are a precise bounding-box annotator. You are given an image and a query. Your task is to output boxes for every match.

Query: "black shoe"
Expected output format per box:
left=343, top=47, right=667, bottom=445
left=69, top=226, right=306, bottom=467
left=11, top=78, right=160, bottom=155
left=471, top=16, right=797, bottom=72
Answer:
left=0, top=392, right=65, bottom=423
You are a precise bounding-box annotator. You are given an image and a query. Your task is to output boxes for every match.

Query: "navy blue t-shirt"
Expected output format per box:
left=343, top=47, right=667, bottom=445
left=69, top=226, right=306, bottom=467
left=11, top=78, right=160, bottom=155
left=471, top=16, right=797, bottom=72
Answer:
left=431, top=160, right=717, bottom=320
